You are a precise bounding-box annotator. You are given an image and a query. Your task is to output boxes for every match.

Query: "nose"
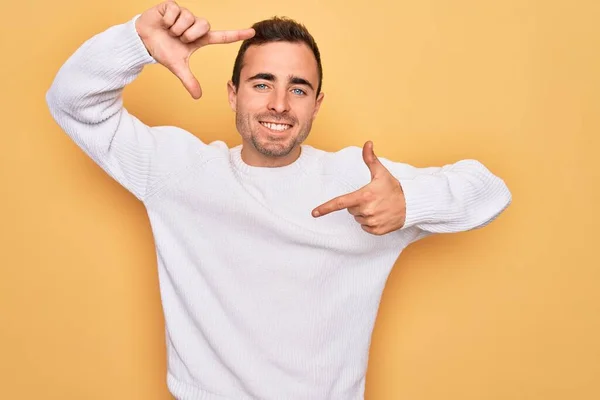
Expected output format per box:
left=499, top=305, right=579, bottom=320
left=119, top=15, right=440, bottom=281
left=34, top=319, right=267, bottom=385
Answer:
left=267, top=88, right=290, bottom=114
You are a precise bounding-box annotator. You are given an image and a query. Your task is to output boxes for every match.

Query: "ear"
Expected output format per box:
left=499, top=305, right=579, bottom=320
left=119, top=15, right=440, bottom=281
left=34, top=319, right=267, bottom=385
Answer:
left=311, top=92, right=325, bottom=120
left=227, top=80, right=237, bottom=112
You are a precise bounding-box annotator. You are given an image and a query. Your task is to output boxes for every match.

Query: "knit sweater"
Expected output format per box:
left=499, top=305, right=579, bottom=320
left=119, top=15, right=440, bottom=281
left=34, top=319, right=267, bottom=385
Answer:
left=46, top=15, right=512, bottom=400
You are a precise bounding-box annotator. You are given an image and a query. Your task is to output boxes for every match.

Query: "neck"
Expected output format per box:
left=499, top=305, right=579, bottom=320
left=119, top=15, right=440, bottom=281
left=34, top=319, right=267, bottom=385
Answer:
left=241, top=142, right=301, bottom=167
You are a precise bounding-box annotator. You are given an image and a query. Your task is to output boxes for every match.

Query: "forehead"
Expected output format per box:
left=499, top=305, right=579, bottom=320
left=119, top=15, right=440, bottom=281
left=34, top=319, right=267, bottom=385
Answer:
left=241, top=42, right=319, bottom=83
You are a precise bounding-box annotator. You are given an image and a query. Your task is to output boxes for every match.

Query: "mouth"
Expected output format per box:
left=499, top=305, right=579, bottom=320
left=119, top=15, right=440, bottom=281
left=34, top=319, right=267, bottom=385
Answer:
left=259, top=121, right=293, bottom=132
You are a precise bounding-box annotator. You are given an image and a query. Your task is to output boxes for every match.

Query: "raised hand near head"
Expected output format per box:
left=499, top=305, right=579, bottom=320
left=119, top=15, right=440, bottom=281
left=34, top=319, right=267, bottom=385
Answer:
left=312, top=141, right=407, bottom=236
left=135, top=1, right=255, bottom=99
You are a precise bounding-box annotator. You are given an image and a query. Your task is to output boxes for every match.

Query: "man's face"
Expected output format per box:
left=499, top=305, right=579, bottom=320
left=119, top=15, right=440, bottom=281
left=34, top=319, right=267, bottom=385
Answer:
left=228, top=41, right=324, bottom=166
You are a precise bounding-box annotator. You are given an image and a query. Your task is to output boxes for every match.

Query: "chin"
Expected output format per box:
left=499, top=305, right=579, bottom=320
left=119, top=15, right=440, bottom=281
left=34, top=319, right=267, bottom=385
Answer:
left=253, top=136, right=297, bottom=158
left=259, top=143, right=297, bottom=158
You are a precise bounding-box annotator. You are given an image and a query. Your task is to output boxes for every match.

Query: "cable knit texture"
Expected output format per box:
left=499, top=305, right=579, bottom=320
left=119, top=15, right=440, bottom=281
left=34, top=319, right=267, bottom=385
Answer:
left=46, top=15, right=512, bottom=400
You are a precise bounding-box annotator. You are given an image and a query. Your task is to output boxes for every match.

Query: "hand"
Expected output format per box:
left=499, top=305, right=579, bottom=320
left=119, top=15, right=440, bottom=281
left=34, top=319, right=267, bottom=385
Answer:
left=135, top=1, right=255, bottom=99
left=312, top=141, right=407, bottom=236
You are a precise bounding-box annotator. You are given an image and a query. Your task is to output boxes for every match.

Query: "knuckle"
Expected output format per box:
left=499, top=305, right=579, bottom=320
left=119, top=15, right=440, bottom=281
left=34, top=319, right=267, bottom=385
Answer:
left=196, top=18, right=210, bottom=31
left=161, top=14, right=174, bottom=28
left=335, top=198, right=345, bottom=209
left=362, top=208, right=374, bottom=217
left=180, top=32, right=192, bottom=43
left=165, top=2, right=180, bottom=15
left=180, top=9, right=194, bottom=23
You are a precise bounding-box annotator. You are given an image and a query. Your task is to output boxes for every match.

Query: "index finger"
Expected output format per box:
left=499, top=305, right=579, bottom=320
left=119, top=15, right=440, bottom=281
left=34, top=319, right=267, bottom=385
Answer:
left=312, top=190, right=363, bottom=218
left=201, top=28, right=255, bottom=45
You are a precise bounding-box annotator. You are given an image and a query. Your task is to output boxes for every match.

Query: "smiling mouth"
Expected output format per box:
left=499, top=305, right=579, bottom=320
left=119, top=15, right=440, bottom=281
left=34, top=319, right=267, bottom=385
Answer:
left=259, top=121, right=293, bottom=132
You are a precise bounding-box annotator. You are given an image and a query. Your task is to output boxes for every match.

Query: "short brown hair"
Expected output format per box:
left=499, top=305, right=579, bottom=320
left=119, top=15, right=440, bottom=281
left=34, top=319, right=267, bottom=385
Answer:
left=231, top=17, right=323, bottom=96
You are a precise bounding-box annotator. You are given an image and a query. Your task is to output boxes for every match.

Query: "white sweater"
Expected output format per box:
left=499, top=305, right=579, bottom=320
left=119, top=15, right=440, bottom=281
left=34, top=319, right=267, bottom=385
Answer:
left=46, top=15, right=512, bottom=400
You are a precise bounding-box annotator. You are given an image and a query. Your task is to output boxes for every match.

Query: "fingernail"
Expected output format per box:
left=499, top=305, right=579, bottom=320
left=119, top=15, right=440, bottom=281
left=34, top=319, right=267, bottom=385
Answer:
left=312, top=210, right=320, bottom=217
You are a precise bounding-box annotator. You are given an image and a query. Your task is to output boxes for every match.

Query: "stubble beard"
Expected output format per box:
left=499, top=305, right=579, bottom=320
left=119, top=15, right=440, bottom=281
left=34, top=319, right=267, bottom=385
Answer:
left=236, top=111, right=312, bottom=158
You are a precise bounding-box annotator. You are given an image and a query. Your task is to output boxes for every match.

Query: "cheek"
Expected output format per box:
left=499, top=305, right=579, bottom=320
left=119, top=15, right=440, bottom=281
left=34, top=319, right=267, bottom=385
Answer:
left=294, top=101, right=317, bottom=121
left=237, top=91, right=266, bottom=111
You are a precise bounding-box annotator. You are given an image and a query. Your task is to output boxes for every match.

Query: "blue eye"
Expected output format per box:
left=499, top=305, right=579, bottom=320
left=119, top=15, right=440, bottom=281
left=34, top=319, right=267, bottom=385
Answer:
left=292, top=88, right=306, bottom=96
left=254, top=84, right=268, bottom=90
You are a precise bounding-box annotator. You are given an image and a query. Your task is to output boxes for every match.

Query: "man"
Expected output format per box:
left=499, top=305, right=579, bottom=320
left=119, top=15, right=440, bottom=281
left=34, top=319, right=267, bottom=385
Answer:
left=46, top=1, right=512, bottom=399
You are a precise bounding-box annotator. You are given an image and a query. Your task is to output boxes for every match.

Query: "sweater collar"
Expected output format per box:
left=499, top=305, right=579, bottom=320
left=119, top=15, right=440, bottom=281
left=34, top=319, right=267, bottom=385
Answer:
left=230, top=144, right=315, bottom=177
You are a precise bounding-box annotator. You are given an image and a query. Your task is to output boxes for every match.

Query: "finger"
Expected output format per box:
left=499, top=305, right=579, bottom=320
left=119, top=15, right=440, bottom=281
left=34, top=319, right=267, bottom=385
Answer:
left=159, top=1, right=181, bottom=29
left=361, top=225, right=384, bottom=235
left=362, top=140, right=388, bottom=180
left=169, top=8, right=195, bottom=37
left=171, top=62, right=202, bottom=99
left=353, top=215, right=376, bottom=226
left=347, top=205, right=362, bottom=216
left=312, top=190, right=364, bottom=218
left=348, top=204, right=376, bottom=217
left=197, top=28, right=256, bottom=46
left=180, top=17, right=211, bottom=44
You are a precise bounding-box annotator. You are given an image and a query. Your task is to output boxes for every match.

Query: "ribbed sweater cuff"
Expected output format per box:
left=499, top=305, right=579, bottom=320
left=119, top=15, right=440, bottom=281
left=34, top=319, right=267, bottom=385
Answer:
left=116, top=14, right=158, bottom=70
left=399, top=177, right=440, bottom=229
left=399, top=162, right=511, bottom=230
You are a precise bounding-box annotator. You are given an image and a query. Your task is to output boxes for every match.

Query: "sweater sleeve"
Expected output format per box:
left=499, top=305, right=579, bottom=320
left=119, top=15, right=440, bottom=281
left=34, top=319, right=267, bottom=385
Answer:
left=387, top=158, right=512, bottom=234
left=45, top=15, right=206, bottom=201
left=329, top=146, right=512, bottom=236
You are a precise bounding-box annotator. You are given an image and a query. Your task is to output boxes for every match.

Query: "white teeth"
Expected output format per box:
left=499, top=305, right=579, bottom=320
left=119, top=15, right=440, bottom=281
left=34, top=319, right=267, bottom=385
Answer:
left=260, top=122, right=291, bottom=131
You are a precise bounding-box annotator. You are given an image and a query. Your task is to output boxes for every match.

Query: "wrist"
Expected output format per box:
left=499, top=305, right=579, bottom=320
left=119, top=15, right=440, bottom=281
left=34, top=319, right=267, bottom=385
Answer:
left=133, top=14, right=153, bottom=56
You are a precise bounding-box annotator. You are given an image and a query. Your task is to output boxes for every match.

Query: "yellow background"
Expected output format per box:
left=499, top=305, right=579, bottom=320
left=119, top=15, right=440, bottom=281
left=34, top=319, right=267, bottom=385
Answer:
left=1, top=0, right=599, bottom=398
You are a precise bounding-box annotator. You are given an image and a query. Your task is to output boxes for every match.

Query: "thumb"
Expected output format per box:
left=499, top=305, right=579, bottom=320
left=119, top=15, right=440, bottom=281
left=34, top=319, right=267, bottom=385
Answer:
left=171, top=61, right=202, bottom=99
left=362, top=141, right=386, bottom=179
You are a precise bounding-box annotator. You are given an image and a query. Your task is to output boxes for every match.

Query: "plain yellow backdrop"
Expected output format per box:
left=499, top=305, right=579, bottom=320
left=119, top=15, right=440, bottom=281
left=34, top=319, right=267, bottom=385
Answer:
left=1, top=0, right=599, bottom=399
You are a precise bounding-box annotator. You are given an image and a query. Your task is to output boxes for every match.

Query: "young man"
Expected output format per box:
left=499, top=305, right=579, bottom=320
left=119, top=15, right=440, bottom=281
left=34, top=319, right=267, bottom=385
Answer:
left=46, top=1, right=512, bottom=399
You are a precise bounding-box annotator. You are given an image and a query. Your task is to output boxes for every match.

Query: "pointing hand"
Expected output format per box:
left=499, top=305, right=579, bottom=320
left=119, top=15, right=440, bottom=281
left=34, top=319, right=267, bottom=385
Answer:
left=312, top=141, right=407, bottom=236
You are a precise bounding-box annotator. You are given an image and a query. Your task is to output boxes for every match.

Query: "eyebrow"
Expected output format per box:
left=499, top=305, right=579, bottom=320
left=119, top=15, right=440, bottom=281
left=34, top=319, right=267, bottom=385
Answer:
left=246, top=73, right=315, bottom=91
